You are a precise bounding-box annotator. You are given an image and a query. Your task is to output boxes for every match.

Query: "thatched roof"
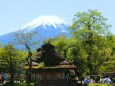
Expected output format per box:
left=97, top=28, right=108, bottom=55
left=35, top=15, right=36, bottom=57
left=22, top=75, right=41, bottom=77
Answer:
left=24, top=64, right=76, bottom=70
left=25, top=43, right=76, bottom=69
left=34, top=43, right=69, bottom=66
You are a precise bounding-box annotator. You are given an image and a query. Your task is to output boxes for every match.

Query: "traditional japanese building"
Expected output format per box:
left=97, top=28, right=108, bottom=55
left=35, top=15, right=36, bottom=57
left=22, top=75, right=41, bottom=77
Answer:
left=25, top=43, right=76, bottom=86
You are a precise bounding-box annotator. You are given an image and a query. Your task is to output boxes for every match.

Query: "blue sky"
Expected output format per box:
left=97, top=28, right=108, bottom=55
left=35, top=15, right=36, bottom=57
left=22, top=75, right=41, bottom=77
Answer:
left=0, top=0, right=115, bottom=35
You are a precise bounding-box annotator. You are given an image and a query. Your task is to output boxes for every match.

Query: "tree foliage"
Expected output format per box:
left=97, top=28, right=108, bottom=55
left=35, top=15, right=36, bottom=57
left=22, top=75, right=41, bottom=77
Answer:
left=48, top=36, right=73, bottom=58
left=69, top=10, right=112, bottom=74
left=14, top=30, right=38, bottom=50
left=104, top=35, right=115, bottom=72
left=14, top=30, right=39, bottom=84
left=0, top=44, right=24, bottom=84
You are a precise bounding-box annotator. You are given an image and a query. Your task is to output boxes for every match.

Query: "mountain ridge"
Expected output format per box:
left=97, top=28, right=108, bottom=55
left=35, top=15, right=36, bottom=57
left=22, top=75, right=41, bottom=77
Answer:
left=0, top=15, right=69, bottom=49
left=22, top=15, right=68, bottom=30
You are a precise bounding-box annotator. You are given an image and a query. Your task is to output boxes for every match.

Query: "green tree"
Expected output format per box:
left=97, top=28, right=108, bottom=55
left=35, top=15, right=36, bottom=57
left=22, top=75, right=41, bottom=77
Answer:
left=46, top=36, right=86, bottom=76
left=69, top=10, right=112, bottom=74
left=104, top=35, right=115, bottom=72
left=48, top=36, right=71, bottom=58
left=0, top=44, right=23, bottom=85
left=14, top=30, right=38, bottom=85
left=0, top=42, right=3, bottom=48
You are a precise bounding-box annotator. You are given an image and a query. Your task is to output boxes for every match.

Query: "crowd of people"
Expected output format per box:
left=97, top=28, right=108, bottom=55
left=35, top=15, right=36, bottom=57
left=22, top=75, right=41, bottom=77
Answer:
left=83, top=75, right=112, bottom=86
left=0, top=72, right=10, bottom=85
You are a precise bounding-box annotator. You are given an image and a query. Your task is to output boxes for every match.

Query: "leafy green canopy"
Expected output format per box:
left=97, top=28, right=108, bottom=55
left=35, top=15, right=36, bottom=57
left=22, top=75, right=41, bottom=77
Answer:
left=68, top=10, right=112, bottom=75
left=37, top=10, right=114, bottom=76
left=0, top=44, right=25, bottom=72
left=70, top=10, right=112, bottom=37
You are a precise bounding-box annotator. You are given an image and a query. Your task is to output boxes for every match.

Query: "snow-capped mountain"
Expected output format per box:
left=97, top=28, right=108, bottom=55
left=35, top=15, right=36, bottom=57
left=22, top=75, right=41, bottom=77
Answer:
left=0, top=15, right=69, bottom=49
left=22, top=15, right=68, bottom=29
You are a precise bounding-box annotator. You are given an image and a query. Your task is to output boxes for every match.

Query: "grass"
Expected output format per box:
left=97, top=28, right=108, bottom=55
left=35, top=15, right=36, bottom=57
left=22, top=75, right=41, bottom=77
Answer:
left=88, top=83, right=112, bottom=86
left=3, top=82, right=34, bottom=86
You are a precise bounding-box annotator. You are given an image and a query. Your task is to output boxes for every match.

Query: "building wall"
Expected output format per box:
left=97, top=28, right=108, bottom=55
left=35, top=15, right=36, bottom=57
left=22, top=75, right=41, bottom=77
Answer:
left=35, top=71, right=63, bottom=80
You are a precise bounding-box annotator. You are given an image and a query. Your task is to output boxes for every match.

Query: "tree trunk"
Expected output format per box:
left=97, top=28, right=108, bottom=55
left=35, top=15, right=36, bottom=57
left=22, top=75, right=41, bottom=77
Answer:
left=87, top=26, right=94, bottom=74
left=9, top=56, right=14, bottom=85
left=25, top=44, right=33, bottom=85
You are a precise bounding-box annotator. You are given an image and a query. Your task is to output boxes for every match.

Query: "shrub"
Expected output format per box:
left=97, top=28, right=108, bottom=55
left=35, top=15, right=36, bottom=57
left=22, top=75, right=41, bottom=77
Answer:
left=88, top=83, right=111, bottom=86
left=3, top=82, right=27, bottom=86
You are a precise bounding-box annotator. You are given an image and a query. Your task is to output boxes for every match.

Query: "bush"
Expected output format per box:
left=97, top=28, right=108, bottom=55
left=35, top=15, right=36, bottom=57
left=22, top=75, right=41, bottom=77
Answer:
left=3, top=82, right=27, bottom=86
left=88, top=84, right=111, bottom=86
left=15, top=82, right=27, bottom=86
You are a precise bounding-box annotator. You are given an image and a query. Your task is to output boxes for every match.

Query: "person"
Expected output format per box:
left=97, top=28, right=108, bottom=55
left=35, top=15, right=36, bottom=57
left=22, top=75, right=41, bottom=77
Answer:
left=90, top=78, right=95, bottom=83
left=103, top=75, right=112, bottom=84
left=2, top=73, right=7, bottom=84
left=0, top=72, right=3, bottom=85
left=83, top=76, right=90, bottom=86
left=99, top=77, right=105, bottom=83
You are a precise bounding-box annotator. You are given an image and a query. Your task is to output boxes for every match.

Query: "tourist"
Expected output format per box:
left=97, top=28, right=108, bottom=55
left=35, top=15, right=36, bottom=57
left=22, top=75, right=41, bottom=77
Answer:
left=99, top=77, right=105, bottom=83
left=103, top=75, right=111, bottom=84
left=0, top=72, right=3, bottom=85
left=83, top=76, right=90, bottom=86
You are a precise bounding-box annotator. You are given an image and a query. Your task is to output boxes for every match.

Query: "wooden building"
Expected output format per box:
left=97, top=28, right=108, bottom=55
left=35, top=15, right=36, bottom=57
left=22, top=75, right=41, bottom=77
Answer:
left=25, top=43, right=77, bottom=86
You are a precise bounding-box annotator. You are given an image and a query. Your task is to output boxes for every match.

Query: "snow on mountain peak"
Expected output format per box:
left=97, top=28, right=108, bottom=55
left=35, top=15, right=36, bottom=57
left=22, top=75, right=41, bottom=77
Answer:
left=22, top=15, right=68, bottom=29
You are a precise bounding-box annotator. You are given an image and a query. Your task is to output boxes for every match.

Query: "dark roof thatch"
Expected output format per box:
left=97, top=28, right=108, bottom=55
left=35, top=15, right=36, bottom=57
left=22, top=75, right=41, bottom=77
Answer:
left=35, top=43, right=68, bottom=66
left=24, top=64, right=76, bottom=70
left=27, top=43, right=76, bottom=69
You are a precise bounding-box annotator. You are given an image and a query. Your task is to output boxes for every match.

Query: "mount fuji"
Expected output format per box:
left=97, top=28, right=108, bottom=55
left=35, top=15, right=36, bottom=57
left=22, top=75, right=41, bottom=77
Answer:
left=0, top=15, right=69, bottom=49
